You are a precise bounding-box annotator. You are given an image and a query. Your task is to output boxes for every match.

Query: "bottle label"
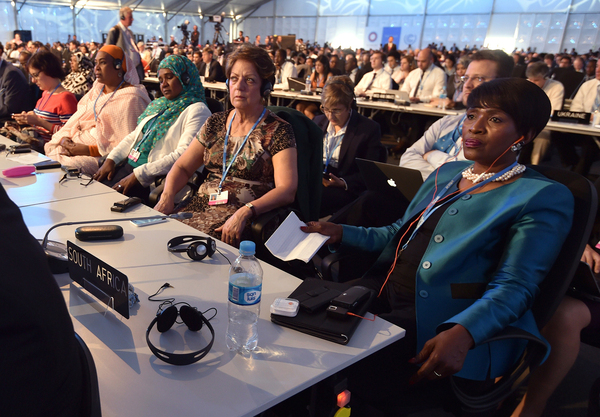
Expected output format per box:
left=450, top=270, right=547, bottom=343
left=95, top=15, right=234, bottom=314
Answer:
left=229, top=283, right=262, bottom=306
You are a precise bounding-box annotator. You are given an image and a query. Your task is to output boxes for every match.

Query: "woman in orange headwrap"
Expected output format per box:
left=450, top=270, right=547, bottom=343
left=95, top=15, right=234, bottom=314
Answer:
left=45, top=45, right=151, bottom=174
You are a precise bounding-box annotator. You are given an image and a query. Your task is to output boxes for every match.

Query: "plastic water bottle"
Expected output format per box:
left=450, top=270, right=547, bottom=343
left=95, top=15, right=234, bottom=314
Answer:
left=439, top=85, right=447, bottom=110
left=226, top=241, right=263, bottom=354
left=305, top=75, right=311, bottom=93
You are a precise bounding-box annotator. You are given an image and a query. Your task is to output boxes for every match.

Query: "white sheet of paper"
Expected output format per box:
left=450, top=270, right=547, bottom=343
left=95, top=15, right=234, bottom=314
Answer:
left=7, top=154, right=51, bottom=164
left=265, top=211, right=329, bottom=263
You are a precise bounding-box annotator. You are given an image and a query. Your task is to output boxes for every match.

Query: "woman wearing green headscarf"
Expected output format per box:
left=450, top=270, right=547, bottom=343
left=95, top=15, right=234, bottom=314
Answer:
left=94, top=54, right=211, bottom=202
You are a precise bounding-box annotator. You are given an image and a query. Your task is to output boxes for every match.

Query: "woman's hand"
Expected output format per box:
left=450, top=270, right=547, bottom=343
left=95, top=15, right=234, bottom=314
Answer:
left=408, top=324, right=474, bottom=384
left=93, top=159, right=116, bottom=182
left=154, top=194, right=175, bottom=215
left=12, top=111, right=38, bottom=126
left=322, top=173, right=345, bottom=188
left=112, top=173, right=140, bottom=195
left=215, top=206, right=253, bottom=247
left=300, top=221, right=343, bottom=245
left=59, top=138, right=90, bottom=156
left=581, top=244, right=600, bottom=274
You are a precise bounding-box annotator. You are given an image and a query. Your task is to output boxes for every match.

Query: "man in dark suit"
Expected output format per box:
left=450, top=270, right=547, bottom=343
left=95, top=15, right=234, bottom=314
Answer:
left=0, top=183, right=83, bottom=416
left=314, top=76, right=386, bottom=217
left=354, top=51, right=372, bottom=86
left=0, top=43, right=33, bottom=121
left=382, top=36, right=397, bottom=54
left=198, top=46, right=226, bottom=82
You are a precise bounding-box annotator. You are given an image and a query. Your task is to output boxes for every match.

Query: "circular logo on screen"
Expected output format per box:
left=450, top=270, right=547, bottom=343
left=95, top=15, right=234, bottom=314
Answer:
left=404, top=34, right=416, bottom=45
left=368, top=32, right=378, bottom=42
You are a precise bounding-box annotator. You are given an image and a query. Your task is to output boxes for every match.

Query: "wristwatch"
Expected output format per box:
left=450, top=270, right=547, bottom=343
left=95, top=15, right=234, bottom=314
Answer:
left=245, top=202, right=257, bottom=218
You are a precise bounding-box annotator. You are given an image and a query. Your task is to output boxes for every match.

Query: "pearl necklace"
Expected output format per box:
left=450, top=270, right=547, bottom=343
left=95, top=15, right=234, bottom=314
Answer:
left=461, top=164, right=526, bottom=183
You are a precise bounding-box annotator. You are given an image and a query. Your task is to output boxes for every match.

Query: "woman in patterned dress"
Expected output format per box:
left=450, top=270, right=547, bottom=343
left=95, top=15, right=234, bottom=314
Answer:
left=155, top=45, right=298, bottom=247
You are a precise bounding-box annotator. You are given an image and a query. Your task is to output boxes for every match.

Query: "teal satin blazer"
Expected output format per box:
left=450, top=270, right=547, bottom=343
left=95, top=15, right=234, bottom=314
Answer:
left=341, top=161, right=574, bottom=380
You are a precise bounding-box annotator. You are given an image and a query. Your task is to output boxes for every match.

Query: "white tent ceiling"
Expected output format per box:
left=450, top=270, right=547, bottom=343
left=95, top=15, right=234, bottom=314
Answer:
left=14, top=0, right=271, bottom=19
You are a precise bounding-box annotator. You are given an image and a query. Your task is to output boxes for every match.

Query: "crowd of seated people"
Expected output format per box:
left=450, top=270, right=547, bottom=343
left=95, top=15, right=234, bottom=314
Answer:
left=3, top=27, right=600, bottom=416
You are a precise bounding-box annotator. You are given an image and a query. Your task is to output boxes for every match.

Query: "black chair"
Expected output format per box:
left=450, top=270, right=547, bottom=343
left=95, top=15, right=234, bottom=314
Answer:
left=250, top=106, right=324, bottom=279
left=75, top=332, right=101, bottom=417
left=450, top=166, right=597, bottom=415
left=205, top=97, right=223, bottom=114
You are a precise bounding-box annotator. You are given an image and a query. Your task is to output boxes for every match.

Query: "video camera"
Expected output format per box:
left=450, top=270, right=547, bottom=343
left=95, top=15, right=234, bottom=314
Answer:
left=208, top=15, right=222, bottom=23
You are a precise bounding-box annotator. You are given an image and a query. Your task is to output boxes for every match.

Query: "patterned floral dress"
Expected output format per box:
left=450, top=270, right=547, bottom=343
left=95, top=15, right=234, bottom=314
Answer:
left=181, top=108, right=296, bottom=239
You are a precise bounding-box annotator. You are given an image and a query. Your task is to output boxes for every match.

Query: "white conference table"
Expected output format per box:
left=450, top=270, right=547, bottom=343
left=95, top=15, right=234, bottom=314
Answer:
left=2, top=136, right=405, bottom=417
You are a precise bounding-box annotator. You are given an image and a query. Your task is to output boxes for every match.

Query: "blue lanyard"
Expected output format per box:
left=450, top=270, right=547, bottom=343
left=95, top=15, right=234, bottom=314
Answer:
left=323, top=127, right=345, bottom=173
left=219, top=107, right=266, bottom=193
left=94, top=79, right=125, bottom=121
left=402, top=161, right=518, bottom=251
left=594, top=84, right=600, bottom=112
left=418, top=66, right=434, bottom=93
left=38, top=83, right=61, bottom=112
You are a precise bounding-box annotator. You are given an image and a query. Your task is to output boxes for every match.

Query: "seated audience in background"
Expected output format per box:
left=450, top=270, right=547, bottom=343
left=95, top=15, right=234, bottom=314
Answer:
left=354, top=51, right=372, bottom=85
left=11, top=51, right=77, bottom=147
left=582, top=59, right=597, bottom=84
left=273, top=48, right=298, bottom=90
left=550, top=54, right=585, bottom=99
left=155, top=45, right=298, bottom=247
left=385, top=52, right=402, bottom=89
left=17, top=50, right=42, bottom=104
left=401, top=48, right=445, bottom=103
left=198, top=47, right=226, bottom=82
left=354, top=51, right=392, bottom=96
left=443, top=53, right=456, bottom=79
left=295, top=53, right=311, bottom=79
left=0, top=184, right=84, bottom=417
left=329, top=54, right=342, bottom=75
left=0, top=42, right=33, bottom=120
left=62, top=51, right=95, bottom=97
left=393, top=55, right=414, bottom=87
left=94, top=55, right=211, bottom=203
left=191, top=49, right=202, bottom=71
left=303, top=78, right=573, bottom=415
left=401, top=50, right=514, bottom=180
left=448, top=56, right=470, bottom=107
left=512, top=53, right=527, bottom=78
left=552, top=60, right=600, bottom=176
left=519, top=61, right=564, bottom=165
left=296, top=55, right=333, bottom=119
left=45, top=45, right=150, bottom=174
left=315, top=76, right=386, bottom=217
left=345, top=55, right=359, bottom=83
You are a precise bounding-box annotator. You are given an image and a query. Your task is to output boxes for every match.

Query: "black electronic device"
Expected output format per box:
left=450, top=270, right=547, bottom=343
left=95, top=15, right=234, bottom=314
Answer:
left=294, top=285, right=342, bottom=313
left=167, top=235, right=216, bottom=261
left=75, top=225, right=124, bottom=241
left=34, top=160, right=62, bottom=170
left=146, top=302, right=215, bottom=365
left=174, top=55, right=191, bottom=85
left=0, top=144, right=5, bottom=152
left=111, top=196, right=142, bottom=212
left=9, top=144, right=31, bottom=154
left=330, top=286, right=372, bottom=310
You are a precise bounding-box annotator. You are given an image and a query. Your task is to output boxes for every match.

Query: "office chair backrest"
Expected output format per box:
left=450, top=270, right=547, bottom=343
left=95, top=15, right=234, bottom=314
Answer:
left=75, top=332, right=102, bottom=417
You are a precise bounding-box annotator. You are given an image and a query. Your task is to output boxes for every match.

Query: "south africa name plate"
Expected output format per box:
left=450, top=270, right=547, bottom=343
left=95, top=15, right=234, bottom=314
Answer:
left=67, top=241, right=130, bottom=319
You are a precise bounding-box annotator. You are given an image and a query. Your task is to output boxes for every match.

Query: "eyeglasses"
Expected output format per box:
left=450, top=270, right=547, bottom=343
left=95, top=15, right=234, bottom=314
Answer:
left=59, top=172, right=94, bottom=187
left=30, top=71, right=40, bottom=79
left=460, top=75, right=488, bottom=84
left=320, top=105, right=346, bottom=116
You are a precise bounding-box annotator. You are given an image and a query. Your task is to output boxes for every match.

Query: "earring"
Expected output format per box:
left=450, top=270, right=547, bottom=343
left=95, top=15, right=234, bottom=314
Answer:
left=118, top=72, right=123, bottom=78
left=511, top=142, right=523, bottom=152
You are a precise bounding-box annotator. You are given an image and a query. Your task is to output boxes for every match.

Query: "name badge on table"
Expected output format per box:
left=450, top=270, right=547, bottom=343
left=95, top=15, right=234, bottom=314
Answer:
left=128, top=148, right=141, bottom=162
left=209, top=190, right=228, bottom=205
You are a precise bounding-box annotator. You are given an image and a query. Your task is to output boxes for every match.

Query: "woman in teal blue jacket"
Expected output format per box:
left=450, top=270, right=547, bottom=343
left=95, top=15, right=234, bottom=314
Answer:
left=303, top=78, right=574, bottom=389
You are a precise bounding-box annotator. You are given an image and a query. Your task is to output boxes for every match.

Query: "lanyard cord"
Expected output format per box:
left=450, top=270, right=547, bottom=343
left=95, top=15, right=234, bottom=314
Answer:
left=38, top=82, right=61, bottom=112
left=376, top=159, right=519, bottom=298
left=219, top=107, right=267, bottom=193
left=323, top=128, right=344, bottom=173
left=94, top=79, right=125, bottom=122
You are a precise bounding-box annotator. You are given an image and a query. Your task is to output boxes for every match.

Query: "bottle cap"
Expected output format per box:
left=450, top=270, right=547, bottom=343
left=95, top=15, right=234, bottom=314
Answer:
left=239, top=240, right=255, bottom=256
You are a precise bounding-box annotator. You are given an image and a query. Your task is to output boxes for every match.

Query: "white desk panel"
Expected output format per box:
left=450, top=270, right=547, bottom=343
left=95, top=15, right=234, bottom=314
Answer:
left=56, top=259, right=404, bottom=417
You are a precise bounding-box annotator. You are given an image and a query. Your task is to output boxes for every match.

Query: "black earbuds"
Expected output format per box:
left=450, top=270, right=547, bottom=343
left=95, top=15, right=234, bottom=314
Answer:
left=174, top=55, right=191, bottom=85
left=226, top=78, right=273, bottom=98
left=167, top=235, right=216, bottom=261
left=113, top=58, right=122, bottom=70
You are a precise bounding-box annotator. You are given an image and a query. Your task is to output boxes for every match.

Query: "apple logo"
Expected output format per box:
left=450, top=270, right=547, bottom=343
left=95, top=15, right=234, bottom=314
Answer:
left=387, top=178, right=396, bottom=187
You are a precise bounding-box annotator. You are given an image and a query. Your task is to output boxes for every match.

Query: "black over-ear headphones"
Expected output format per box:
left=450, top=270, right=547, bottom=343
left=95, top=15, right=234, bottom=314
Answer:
left=146, top=302, right=215, bottom=366
left=174, top=55, right=191, bottom=85
left=167, top=235, right=216, bottom=261
left=226, top=78, right=273, bottom=99
left=120, top=13, right=125, bottom=20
